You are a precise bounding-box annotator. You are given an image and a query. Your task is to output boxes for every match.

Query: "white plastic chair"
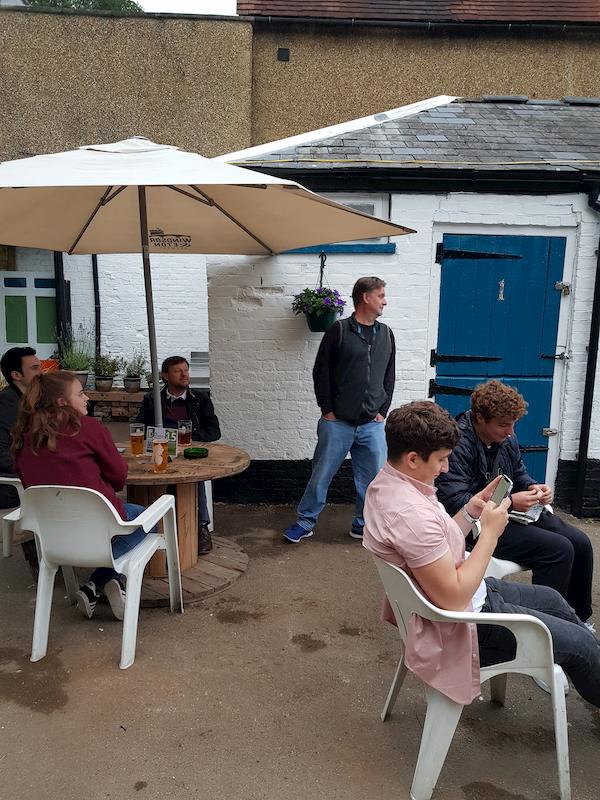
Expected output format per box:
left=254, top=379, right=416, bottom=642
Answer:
left=0, top=475, right=24, bottom=557
left=8, top=485, right=183, bottom=669
left=371, top=555, right=570, bottom=800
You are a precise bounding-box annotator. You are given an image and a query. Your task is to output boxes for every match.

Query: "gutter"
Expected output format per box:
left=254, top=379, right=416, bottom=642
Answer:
left=572, top=183, right=600, bottom=516
left=253, top=15, right=600, bottom=34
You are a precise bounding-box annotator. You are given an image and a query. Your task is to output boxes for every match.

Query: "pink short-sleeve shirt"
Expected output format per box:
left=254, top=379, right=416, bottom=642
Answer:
left=363, top=462, right=481, bottom=705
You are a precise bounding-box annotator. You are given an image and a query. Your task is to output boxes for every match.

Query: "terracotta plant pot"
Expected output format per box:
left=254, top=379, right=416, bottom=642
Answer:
left=123, top=376, right=141, bottom=393
left=94, top=376, right=114, bottom=392
left=71, top=370, right=89, bottom=390
left=306, top=310, right=338, bottom=332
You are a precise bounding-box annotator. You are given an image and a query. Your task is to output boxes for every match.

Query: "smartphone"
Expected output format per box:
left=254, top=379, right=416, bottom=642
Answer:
left=490, top=474, right=513, bottom=507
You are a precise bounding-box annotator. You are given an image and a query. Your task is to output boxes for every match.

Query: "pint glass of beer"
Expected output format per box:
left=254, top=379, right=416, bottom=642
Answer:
left=130, top=423, right=145, bottom=456
left=152, top=437, right=169, bottom=473
left=177, top=419, right=193, bottom=448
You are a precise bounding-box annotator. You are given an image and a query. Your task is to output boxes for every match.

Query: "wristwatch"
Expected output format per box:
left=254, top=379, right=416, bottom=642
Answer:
left=461, top=507, right=478, bottom=525
left=462, top=507, right=482, bottom=539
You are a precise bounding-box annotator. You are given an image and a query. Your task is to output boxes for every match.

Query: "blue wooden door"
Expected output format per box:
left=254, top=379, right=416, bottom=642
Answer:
left=432, top=234, right=566, bottom=481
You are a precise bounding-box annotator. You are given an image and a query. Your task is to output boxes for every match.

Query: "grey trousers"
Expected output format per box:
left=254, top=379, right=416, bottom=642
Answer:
left=478, top=577, right=600, bottom=707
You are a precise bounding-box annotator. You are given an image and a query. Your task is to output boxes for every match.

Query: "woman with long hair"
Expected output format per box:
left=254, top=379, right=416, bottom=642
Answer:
left=13, top=371, right=147, bottom=620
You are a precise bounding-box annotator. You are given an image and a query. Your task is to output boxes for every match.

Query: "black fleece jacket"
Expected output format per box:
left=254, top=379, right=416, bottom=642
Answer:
left=312, top=314, right=395, bottom=424
left=436, top=410, right=535, bottom=517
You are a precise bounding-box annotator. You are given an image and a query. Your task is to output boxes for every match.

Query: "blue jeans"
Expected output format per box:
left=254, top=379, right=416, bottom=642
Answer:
left=479, top=577, right=600, bottom=707
left=90, top=503, right=151, bottom=590
left=296, top=417, right=387, bottom=533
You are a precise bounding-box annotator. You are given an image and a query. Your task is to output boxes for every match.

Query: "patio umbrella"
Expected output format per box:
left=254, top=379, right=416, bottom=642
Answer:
left=0, top=137, right=414, bottom=423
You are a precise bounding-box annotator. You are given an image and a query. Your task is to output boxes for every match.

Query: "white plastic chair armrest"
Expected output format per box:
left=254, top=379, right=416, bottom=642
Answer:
left=430, top=608, right=554, bottom=665
left=3, top=508, right=21, bottom=523
left=1, top=477, right=24, bottom=500
left=115, top=494, right=175, bottom=533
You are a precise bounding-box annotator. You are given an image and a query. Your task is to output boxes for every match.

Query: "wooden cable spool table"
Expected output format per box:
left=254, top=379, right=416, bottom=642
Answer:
left=119, top=442, right=250, bottom=607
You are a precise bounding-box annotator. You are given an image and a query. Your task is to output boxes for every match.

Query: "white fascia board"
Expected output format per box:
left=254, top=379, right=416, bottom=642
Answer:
left=214, top=95, right=459, bottom=163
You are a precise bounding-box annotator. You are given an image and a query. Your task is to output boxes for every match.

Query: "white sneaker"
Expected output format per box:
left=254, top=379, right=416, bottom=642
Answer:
left=533, top=666, right=569, bottom=696
left=104, top=578, right=126, bottom=621
left=584, top=621, right=596, bottom=635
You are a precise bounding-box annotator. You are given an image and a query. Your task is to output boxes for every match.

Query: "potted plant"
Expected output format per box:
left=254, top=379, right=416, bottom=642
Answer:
left=58, top=324, right=93, bottom=388
left=291, top=286, right=346, bottom=332
left=93, top=354, right=125, bottom=393
left=123, top=351, right=147, bottom=393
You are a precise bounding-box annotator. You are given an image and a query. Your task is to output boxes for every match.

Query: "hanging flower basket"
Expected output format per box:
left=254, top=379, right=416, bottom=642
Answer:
left=292, top=286, right=346, bottom=333
left=306, top=310, right=339, bottom=332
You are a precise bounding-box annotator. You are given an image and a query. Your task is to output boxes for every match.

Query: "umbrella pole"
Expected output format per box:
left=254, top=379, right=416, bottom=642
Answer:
left=138, top=186, right=163, bottom=427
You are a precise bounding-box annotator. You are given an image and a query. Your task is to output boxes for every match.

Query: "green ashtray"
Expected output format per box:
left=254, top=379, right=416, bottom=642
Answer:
left=183, top=446, right=208, bottom=459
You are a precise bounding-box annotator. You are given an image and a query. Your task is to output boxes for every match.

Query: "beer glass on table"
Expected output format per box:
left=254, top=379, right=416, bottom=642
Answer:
left=152, top=436, right=169, bottom=473
left=130, top=423, right=145, bottom=456
left=177, top=419, right=192, bottom=448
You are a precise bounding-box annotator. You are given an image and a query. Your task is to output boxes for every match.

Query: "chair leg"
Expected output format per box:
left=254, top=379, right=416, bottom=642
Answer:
left=30, top=562, right=58, bottom=663
left=61, top=566, right=79, bottom=605
left=163, top=507, right=183, bottom=613
left=410, top=687, right=464, bottom=800
left=119, top=565, right=144, bottom=670
left=551, top=667, right=571, bottom=800
left=2, top=518, right=13, bottom=557
left=206, top=480, right=214, bottom=533
left=489, top=673, right=508, bottom=706
left=381, top=658, right=408, bottom=721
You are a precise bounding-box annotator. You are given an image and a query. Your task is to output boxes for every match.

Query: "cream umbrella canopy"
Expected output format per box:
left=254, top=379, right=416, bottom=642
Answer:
left=0, top=137, right=414, bottom=422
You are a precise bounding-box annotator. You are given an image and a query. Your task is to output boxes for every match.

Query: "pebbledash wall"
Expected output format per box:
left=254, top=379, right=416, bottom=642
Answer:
left=207, top=190, right=600, bottom=514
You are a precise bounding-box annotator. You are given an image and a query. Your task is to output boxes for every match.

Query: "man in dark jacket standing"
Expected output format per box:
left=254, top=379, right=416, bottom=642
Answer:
left=136, top=355, right=220, bottom=554
left=284, top=276, right=395, bottom=543
left=0, top=346, right=41, bottom=509
left=436, top=380, right=594, bottom=625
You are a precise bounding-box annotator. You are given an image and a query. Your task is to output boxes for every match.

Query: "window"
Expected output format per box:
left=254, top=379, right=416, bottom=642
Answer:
left=286, top=193, right=396, bottom=254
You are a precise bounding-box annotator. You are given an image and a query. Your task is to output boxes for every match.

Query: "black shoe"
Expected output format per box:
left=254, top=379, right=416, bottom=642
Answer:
left=20, top=539, right=39, bottom=581
left=198, top=524, right=213, bottom=555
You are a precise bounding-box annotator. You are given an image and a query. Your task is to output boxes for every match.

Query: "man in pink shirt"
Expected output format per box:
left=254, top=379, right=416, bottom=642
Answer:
left=363, top=401, right=600, bottom=707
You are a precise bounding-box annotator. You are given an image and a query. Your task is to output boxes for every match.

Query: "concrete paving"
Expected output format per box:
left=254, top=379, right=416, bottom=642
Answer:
left=2, top=503, right=600, bottom=800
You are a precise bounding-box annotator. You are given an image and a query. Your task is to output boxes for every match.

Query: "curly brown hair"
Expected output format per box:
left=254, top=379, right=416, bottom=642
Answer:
left=386, top=401, right=460, bottom=461
left=11, top=372, right=81, bottom=459
left=471, top=380, right=528, bottom=422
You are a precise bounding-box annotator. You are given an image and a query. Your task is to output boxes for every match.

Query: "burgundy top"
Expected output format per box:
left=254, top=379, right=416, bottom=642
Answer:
left=15, top=416, right=128, bottom=520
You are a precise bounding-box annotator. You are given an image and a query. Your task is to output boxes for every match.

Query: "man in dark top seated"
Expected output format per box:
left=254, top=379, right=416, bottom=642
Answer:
left=436, top=380, right=594, bottom=627
left=0, top=346, right=41, bottom=508
left=136, top=355, right=220, bottom=554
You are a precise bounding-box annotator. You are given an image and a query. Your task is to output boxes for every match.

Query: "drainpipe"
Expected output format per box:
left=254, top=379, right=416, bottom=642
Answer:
left=572, top=185, right=600, bottom=517
left=53, top=251, right=69, bottom=359
left=91, top=254, right=101, bottom=359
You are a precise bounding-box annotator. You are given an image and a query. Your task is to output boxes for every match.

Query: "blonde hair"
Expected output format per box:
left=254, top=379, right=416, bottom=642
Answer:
left=11, top=372, right=81, bottom=457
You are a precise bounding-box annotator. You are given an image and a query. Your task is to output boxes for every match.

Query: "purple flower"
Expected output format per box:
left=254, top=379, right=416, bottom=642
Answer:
left=324, top=297, right=332, bottom=305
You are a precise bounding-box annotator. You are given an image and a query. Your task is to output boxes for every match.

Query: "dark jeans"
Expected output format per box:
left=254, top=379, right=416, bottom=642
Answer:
left=478, top=578, right=600, bottom=707
left=492, top=509, right=593, bottom=621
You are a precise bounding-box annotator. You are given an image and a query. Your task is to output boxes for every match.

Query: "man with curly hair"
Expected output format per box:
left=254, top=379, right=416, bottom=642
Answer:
left=436, top=380, right=594, bottom=628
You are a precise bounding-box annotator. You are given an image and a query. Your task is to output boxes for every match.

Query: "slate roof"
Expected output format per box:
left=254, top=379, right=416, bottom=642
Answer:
left=237, top=98, right=600, bottom=175
left=237, top=1, right=600, bottom=24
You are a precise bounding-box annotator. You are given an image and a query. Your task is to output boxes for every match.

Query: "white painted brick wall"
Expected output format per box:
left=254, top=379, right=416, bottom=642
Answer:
left=207, top=191, right=600, bottom=476
left=84, top=254, right=208, bottom=365
left=14, top=190, right=600, bottom=479
left=16, top=248, right=209, bottom=371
